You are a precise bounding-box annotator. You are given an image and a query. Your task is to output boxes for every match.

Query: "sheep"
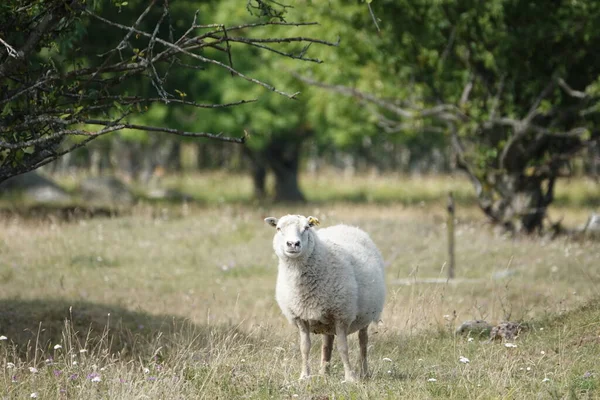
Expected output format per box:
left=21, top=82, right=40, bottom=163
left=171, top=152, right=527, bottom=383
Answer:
left=264, top=214, right=386, bottom=382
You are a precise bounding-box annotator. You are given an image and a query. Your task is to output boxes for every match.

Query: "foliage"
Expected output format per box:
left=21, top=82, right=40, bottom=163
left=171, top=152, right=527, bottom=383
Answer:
left=0, top=0, right=335, bottom=182
left=298, top=0, right=600, bottom=232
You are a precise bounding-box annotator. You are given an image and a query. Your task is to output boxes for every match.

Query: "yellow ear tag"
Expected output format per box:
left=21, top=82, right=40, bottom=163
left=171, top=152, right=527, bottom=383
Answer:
left=308, top=217, right=320, bottom=226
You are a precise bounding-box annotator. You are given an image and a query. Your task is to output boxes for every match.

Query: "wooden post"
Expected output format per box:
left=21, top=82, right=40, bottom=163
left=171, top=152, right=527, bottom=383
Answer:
left=447, top=191, right=455, bottom=279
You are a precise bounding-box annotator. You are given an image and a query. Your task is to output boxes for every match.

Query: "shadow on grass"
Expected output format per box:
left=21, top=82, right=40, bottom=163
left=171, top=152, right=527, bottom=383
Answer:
left=0, top=298, right=251, bottom=360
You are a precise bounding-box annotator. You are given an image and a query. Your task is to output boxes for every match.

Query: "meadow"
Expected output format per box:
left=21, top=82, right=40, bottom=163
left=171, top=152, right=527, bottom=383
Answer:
left=0, top=173, right=599, bottom=399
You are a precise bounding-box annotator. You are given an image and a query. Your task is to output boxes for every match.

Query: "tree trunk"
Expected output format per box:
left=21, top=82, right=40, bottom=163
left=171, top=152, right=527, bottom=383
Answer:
left=271, top=162, right=304, bottom=202
left=244, top=128, right=311, bottom=202
left=251, top=162, right=267, bottom=199
left=265, top=136, right=306, bottom=203
left=483, top=174, right=551, bottom=233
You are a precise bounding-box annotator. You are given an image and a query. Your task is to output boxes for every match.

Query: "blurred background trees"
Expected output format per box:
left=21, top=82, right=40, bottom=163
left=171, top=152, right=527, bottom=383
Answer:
left=1, top=0, right=599, bottom=233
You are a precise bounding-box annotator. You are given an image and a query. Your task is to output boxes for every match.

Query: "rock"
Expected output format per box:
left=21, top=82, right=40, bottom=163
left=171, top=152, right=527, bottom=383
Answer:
left=79, top=176, right=134, bottom=206
left=456, top=320, right=493, bottom=336
left=489, top=321, right=526, bottom=341
left=582, top=213, right=600, bottom=236
left=145, top=188, right=192, bottom=201
left=492, top=270, right=518, bottom=280
left=0, top=171, right=71, bottom=204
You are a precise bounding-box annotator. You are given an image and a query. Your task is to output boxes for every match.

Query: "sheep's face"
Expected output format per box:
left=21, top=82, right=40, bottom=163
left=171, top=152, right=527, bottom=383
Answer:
left=264, top=215, right=319, bottom=260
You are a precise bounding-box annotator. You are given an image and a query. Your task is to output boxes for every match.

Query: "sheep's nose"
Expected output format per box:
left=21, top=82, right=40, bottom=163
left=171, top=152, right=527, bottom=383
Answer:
left=287, top=240, right=301, bottom=248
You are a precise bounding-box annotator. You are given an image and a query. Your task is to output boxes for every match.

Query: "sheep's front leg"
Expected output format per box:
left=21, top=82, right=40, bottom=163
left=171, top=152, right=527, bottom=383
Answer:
left=320, top=334, right=334, bottom=375
left=358, top=326, right=369, bottom=379
left=296, top=319, right=311, bottom=380
left=335, top=322, right=357, bottom=382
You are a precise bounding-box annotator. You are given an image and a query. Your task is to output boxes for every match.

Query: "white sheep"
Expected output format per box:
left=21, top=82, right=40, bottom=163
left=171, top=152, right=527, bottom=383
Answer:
left=264, top=214, right=385, bottom=382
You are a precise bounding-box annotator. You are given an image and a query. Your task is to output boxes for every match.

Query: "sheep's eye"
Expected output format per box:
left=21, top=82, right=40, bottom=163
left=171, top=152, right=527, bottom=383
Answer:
left=276, top=227, right=281, bottom=232
left=304, top=226, right=310, bottom=231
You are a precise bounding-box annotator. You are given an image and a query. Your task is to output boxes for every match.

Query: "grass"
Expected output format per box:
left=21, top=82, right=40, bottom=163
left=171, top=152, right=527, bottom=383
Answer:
left=158, top=170, right=600, bottom=208
left=0, top=173, right=599, bottom=398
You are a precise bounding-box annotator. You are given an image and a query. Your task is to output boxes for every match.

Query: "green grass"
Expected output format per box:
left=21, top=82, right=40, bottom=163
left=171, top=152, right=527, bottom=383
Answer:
left=34, top=170, right=600, bottom=209
left=0, top=182, right=599, bottom=398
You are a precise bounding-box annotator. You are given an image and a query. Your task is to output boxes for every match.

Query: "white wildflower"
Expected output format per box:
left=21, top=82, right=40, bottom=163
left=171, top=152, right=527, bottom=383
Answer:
left=428, top=378, right=437, bottom=382
left=382, top=357, right=393, bottom=362
left=0, top=335, right=7, bottom=341
left=540, top=351, right=546, bottom=355
left=30, top=393, right=38, bottom=398
left=79, top=349, right=87, bottom=353
left=504, top=343, right=517, bottom=348
left=29, top=367, right=38, bottom=373
left=143, top=367, right=150, bottom=374
left=6, top=362, right=15, bottom=369
left=387, top=370, right=392, bottom=374
left=459, top=356, right=470, bottom=364
left=72, top=361, right=78, bottom=366
left=91, top=376, right=101, bottom=383
left=542, top=377, right=550, bottom=383
left=53, top=344, right=62, bottom=350
left=468, top=337, right=474, bottom=342
left=527, top=367, right=531, bottom=371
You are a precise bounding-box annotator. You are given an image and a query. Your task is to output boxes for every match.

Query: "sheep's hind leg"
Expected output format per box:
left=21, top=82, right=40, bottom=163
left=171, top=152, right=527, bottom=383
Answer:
left=358, top=326, right=369, bottom=379
left=296, top=319, right=311, bottom=380
left=335, top=323, right=357, bottom=382
left=320, top=334, right=334, bottom=375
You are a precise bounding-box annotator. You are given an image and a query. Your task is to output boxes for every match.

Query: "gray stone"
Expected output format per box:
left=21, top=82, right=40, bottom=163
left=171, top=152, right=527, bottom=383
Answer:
left=79, top=176, right=134, bottom=206
left=584, top=213, right=600, bottom=233
left=0, top=171, right=71, bottom=204
left=492, top=270, right=518, bottom=280
left=145, top=188, right=191, bottom=201
left=456, top=320, right=493, bottom=336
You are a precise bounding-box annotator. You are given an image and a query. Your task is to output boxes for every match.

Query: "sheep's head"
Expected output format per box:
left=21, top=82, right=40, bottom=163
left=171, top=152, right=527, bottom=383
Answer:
left=264, top=215, right=319, bottom=260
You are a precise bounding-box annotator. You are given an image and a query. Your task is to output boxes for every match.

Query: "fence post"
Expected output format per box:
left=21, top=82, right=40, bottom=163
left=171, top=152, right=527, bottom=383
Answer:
left=447, top=191, right=455, bottom=279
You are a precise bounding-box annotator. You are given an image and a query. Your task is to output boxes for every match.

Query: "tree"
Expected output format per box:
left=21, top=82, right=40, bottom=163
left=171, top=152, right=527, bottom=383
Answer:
left=0, top=0, right=335, bottom=183
left=199, top=0, right=388, bottom=202
left=299, top=0, right=600, bottom=233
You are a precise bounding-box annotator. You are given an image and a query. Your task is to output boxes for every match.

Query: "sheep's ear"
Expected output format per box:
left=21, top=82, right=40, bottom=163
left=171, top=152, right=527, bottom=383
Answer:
left=307, top=216, right=320, bottom=227
left=264, top=217, right=278, bottom=228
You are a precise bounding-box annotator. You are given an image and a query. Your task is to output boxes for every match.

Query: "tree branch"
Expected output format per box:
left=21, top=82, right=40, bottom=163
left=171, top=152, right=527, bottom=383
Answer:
left=557, top=78, right=588, bottom=99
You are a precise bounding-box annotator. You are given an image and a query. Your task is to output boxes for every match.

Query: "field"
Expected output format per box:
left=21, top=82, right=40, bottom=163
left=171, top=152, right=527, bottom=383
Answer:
left=1, top=174, right=599, bottom=399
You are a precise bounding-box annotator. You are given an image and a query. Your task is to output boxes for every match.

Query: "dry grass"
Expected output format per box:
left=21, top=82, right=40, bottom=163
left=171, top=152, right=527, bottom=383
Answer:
left=1, top=175, right=599, bottom=398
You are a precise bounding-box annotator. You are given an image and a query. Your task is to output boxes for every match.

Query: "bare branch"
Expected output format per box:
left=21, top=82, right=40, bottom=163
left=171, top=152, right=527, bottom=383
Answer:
left=85, top=10, right=335, bottom=99
left=522, top=79, right=556, bottom=129
left=0, top=37, right=19, bottom=58
left=366, top=2, right=381, bottom=33
left=100, top=0, right=157, bottom=57
left=557, top=78, right=588, bottom=99
left=459, top=74, right=473, bottom=107
left=83, top=120, right=245, bottom=143
left=294, top=73, right=466, bottom=123
left=0, top=9, right=59, bottom=79
left=0, top=2, right=334, bottom=182
left=294, top=73, right=414, bottom=118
